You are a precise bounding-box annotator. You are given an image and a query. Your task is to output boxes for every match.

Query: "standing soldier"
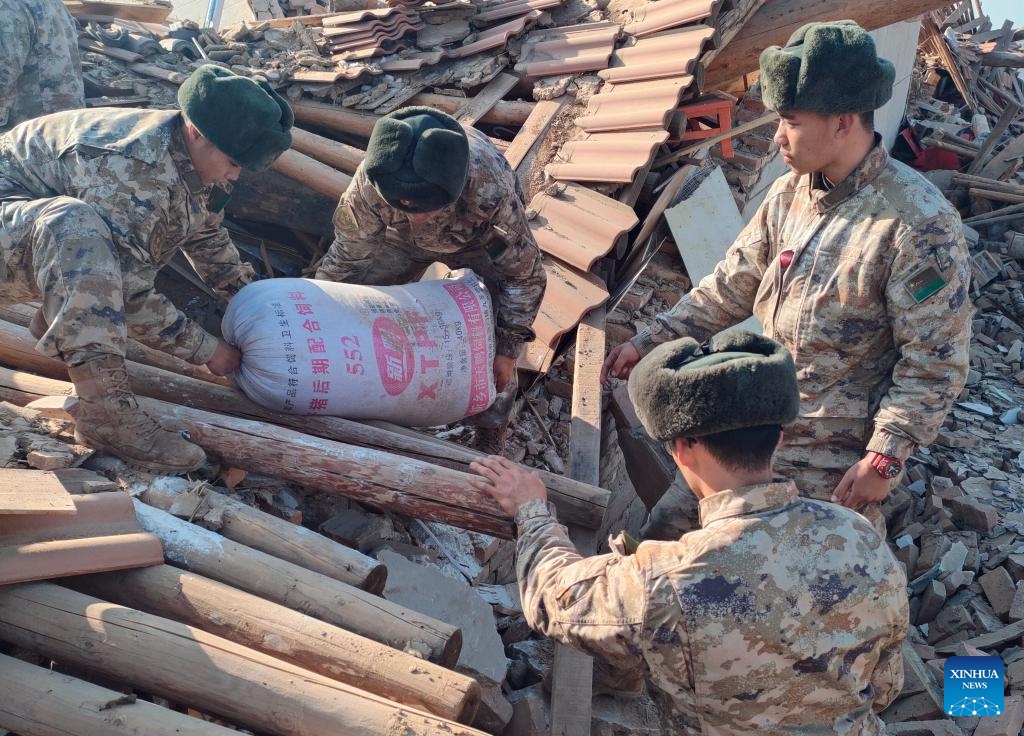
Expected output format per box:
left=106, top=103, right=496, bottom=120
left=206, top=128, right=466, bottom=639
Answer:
left=602, top=20, right=972, bottom=535
left=0, top=65, right=293, bottom=473
left=316, top=106, right=546, bottom=452
left=0, top=0, right=85, bottom=132
left=472, top=332, right=908, bottom=734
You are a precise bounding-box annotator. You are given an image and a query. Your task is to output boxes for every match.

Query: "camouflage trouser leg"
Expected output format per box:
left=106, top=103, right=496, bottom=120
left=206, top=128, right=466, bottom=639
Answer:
left=641, top=469, right=701, bottom=541
left=0, top=196, right=127, bottom=366
left=774, top=461, right=888, bottom=539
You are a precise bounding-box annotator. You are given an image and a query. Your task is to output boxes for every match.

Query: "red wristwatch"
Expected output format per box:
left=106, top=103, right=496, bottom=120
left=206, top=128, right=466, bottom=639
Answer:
left=869, top=452, right=903, bottom=479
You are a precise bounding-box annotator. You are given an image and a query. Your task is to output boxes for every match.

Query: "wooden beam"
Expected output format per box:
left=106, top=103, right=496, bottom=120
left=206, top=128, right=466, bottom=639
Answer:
left=654, top=111, right=777, bottom=169
left=455, top=73, right=521, bottom=126
left=0, top=583, right=486, bottom=736
left=0, top=651, right=240, bottom=736
left=0, top=318, right=609, bottom=530
left=503, top=98, right=568, bottom=171
left=922, top=17, right=977, bottom=111
left=548, top=306, right=606, bottom=736
left=979, top=50, right=1024, bottom=68
left=292, top=100, right=380, bottom=139
left=409, top=93, right=535, bottom=126
left=270, top=149, right=351, bottom=200
left=131, top=499, right=462, bottom=666
left=70, top=565, right=480, bottom=722
left=138, top=481, right=386, bottom=594
left=291, top=127, right=364, bottom=175
left=703, top=0, right=962, bottom=89
left=979, top=132, right=1024, bottom=180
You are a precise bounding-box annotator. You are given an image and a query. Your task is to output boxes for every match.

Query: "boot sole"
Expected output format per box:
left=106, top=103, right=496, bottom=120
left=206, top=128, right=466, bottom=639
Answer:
left=75, top=433, right=207, bottom=475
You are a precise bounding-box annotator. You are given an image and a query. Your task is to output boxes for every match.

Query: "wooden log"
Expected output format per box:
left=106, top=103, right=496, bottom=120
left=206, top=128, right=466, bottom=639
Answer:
left=408, top=93, right=535, bottom=127
left=0, top=651, right=240, bottom=736
left=0, top=582, right=486, bottom=736
left=968, top=188, right=1024, bottom=204
left=953, top=173, right=1024, bottom=196
left=0, top=319, right=608, bottom=530
left=130, top=499, right=461, bottom=665
left=140, top=481, right=386, bottom=594
left=0, top=302, right=232, bottom=386
left=270, top=149, right=351, bottom=200
left=703, top=0, right=964, bottom=89
left=291, top=127, right=364, bottom=174
left=292, top=99, right=382, bottom=139
left=979, top=50, right=1024, bottom=68
left=70, top=565, right=480, bottom=722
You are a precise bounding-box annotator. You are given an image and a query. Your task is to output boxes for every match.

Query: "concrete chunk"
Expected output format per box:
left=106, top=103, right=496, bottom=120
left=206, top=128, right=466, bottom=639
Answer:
left=980, top=566, right=1017, bottom=619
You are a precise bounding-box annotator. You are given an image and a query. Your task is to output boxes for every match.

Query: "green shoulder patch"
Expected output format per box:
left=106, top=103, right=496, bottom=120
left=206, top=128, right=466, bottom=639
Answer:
left=904, top=265, right=947, bottom=304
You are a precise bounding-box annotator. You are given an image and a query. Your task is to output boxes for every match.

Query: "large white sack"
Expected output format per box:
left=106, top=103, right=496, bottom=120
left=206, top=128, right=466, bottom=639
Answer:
left=223, top=271, right=496, bottom=425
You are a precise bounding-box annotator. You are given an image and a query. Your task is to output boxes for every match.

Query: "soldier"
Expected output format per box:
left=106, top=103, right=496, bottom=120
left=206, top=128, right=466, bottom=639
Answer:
left=602, top=20, right=972, bottom=536
left=315, top=106, right=546, bottom=452
left=0, top=65, right=293, bottom=473
left=471, top=332, right=908, bottom=734
left=0, top=0, right=85, bottom=132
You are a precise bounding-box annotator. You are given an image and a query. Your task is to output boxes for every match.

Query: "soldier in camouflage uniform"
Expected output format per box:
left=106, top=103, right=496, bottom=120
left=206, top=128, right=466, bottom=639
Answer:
left=603, top=21, right=972, bottom=536
left=0, top=65, right=293, bottom=473
left=472, top=332, right=908, bottom=734
left=316, top=106, right=545, bottom=451
left=0, top=0, right=85, bottom=132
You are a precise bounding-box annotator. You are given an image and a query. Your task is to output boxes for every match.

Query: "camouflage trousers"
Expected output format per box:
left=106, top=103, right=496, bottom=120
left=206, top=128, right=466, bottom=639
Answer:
left=0, top=196, right=128, bottom=366
left=643, top=459, right=889, bottom=540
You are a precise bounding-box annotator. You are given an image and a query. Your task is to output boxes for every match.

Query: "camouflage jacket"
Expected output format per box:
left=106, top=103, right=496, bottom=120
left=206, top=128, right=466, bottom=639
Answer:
left=0, top=108, right=254, bottom=363
left=515, top=482, right=908, bottom=735
left=316, top=126, right=545, bottom=358
left=0, top=0, right=84, bottom=131
left=632, top=141, right=972, bottom=469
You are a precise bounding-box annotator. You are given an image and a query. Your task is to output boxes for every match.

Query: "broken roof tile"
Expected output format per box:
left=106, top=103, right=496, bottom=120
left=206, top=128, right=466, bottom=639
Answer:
left=577, top=75, right=697, bottom=132
left=321, top=7, right=406, bottom=26
left=514, top=21, right=620, bottom=78
left=519, top=256, right=608, bottom=372
left=451, top=10, right=542, bottom=57
left=528, top=183, right=638, bottom=271
left=0, top=491, right=163, bottom=585
left=623, top=0, right=721, bottom=38
left=598, top=24, right=715, bottom=84
left=546, top=130, right=670, bottom=183
left=474, top=0, right=563, bottom=25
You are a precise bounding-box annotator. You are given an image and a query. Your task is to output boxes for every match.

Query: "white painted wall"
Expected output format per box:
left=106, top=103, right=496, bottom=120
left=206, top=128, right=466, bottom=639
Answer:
left=170, top=0, right=253, bottom=28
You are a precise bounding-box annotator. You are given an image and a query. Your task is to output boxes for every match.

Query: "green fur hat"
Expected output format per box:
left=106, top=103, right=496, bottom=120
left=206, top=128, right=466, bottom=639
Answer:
left=758, top=20, right=895, bottom=114
left=627, top=331, right=800, bottom=441
left=178, top=64, right=293, bottom=171
left=363, top=106, right=469, bottom=213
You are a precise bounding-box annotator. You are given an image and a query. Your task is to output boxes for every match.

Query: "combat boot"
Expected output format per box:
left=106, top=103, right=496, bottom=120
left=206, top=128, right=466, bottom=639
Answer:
left=66, top=356, right=207, bottom=473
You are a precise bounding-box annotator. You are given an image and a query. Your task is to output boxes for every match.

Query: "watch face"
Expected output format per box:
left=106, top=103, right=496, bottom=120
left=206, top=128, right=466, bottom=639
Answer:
left=883, top=463, right=901, bottom=479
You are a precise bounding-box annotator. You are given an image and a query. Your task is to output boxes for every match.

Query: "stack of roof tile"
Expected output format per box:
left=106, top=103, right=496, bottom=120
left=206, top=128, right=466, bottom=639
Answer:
left=323, top=8, right=424, bottom=60
left=514, top=21, right=620, bottom=78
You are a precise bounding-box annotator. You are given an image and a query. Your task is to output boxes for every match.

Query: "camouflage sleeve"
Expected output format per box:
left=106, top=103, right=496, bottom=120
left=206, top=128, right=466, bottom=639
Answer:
left=121, top=261, right=220, bottom=365
left=514, top=498, right=647, bottom=690
left=631, top=199, right=770, bottom=356
left=868, top=213, right=972, bottom=462
left=0, top=6, right=31, bottom=129
left=316, top=171, right=387, bottom=283
left=485, top=185, right=545, bottom=357
left=179, top=217, right=255, bottom=299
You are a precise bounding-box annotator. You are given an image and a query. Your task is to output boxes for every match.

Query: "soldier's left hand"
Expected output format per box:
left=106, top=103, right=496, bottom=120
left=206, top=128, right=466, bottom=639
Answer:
left=831, top=457, right=890, bottom=510
left=469, top=455, right=547, bottom=516
left=493, top=355, right=516, bottom=392
left=207, top=339, right=242, bottom=376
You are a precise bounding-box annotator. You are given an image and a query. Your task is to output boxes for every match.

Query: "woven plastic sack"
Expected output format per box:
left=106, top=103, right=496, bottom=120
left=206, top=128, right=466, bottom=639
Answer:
left=223, top=271, right=496, bottom=425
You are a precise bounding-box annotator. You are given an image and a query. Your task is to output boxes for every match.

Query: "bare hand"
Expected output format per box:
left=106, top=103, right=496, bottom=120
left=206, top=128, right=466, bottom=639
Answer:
left=600, top=342, right=641, bottom=383
left=206, top=340, right=242, bottom=376
left=493, top=354, right=516, bottom=392
left=831, top=455, right=892, bottom=509
left=469, top=455, right=547, bottom=516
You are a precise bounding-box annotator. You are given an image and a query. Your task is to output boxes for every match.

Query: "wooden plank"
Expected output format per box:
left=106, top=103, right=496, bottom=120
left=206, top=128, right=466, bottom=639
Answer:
left=0, top=469, right=76, bottom=515
left=548, top=306, right=606, bottom=736
left=979, top=132, right=1024, bottom=180
left=455, top=73, right=521, bottom=126
left=503, top=98, right=567, bottom=171
left=654, top=111, right=777, bottom=169
left=0, top=652, right=240, bottom=736
left=0, top=583, right=487, bottom=736
left=979, top=50, right=1024, bottom=68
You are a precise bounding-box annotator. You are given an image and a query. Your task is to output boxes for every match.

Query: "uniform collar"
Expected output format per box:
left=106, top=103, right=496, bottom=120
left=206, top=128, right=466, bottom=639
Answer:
left=168, top=118, right=206, bottom=197
left=809, top=133, right=887, bottom=213
left=698, top=480, right=800, bottom=527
